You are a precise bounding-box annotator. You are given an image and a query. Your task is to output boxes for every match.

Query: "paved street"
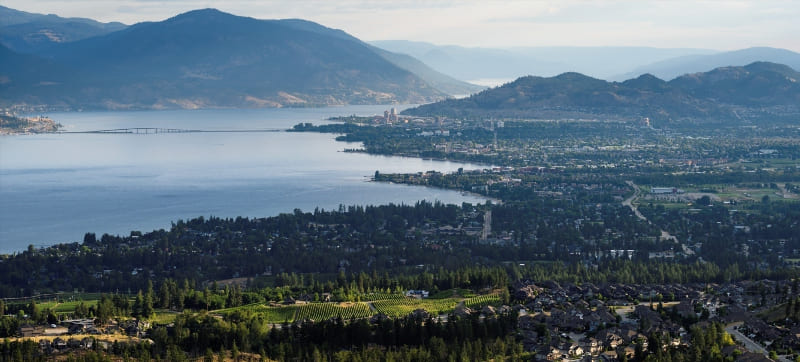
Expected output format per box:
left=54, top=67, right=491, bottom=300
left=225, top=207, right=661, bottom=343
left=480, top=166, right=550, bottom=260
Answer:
left=725, top=323, right=791, bottom=362
left=726, top=323, right=767, bottom=355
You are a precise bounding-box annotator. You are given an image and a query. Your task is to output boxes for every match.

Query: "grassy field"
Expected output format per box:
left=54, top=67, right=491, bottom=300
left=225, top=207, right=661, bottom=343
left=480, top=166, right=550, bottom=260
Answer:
left=150, top=311, right=180, bottom=324
left=218, top=304, right=298, bottom=323
left=37, top=301, right=59, bottom=310
left=11, top=299, right=101, bottom=315
left=53, top=300, right=98, bottom=314
left=218, top=302, right=374, bottom=323
left=17, top=290, right=502, bottom=324
left=637, top=182, right=800, bottom=214
left=7, top=293, right=128, bottom=313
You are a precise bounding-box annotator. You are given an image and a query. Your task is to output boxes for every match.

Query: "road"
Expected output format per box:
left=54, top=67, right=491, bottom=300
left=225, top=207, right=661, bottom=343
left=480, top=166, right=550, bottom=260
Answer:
left=482, top=210, right=492, bottom=240
left=725, top=323, right=767, bottom=355
left=623, top=181, right=681, bottom=245
left=725, top=323, right=791, bottom=362
left=622, top=181, right=647, bottom=222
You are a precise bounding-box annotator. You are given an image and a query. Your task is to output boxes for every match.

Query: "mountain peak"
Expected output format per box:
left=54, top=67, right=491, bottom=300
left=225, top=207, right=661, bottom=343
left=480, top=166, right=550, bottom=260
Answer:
left=163, top=8, right=249, bottom=26
left=743, top=61, right=798, bottom=75
left=635, top=73, right=663, bottom=81
left=621, top=73, right=666, bottom=89
left=619, top=47, right=800, bottom=81
left=173, top=8, right=230, bottom=18
left=0, top=5, right=128, bottom=52
left=555, top=72, right=598, bottom=81
left=404, top=63, right=800, bottom=123
left=1, top=7, right=449, bottom=109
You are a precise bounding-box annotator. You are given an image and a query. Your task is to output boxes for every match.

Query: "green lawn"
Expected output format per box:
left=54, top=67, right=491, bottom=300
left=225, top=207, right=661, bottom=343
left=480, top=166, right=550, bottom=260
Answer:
left=150, top=311, right=180, bottom=324
left=54, top=300, right=98, bottom=314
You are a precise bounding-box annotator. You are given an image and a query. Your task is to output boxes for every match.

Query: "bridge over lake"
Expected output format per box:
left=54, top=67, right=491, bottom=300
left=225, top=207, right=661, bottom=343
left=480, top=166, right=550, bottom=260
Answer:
left=60, top=127, right=284, bottom=134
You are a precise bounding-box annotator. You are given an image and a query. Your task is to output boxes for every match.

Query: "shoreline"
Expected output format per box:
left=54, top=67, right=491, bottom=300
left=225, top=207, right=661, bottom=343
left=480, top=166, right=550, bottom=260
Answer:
left=0, top=115, right=62, bottom=135
left=0, top=124, right=489, bottom=255
left=369, top=177, right=502, bottom=205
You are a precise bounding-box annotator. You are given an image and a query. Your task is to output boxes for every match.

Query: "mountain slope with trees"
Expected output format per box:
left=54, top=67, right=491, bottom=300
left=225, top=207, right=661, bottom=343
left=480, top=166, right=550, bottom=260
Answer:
left=0, top=5, right=126, bottom=53
left=0, top=8, right=462, bottom=110
left=403, top=62, right=800, bottom=124
left=615, top=46, right=800, bottom=81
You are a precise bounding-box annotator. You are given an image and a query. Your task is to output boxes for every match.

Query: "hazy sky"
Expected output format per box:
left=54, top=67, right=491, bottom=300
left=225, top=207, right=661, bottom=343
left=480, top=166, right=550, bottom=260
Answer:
left=5, top=0, right=800, bottom=52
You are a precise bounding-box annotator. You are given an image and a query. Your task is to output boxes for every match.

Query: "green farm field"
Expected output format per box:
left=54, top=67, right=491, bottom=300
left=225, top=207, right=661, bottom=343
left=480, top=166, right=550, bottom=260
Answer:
left=215, top=291, right=503, bottom=322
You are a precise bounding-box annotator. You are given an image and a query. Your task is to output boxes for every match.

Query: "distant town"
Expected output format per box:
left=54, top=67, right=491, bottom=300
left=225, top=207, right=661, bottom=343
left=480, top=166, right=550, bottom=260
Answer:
left=0, top=113, right=61, bottom=135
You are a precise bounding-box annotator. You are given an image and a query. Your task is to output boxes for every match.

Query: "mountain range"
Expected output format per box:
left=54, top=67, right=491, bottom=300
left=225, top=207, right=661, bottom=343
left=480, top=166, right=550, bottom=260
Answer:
left=370, top=40, right=718, bottom=83
left=2, top=6, right=799, bottom=114
left=0, top=8, right=478, bottom=110
left=0, top=5, right=126, bottom=53
left=616, top=47, right=800, bottom=81
left=403, top=62, right=800, bottom=124
left=371, top=40, right=800, bottom=85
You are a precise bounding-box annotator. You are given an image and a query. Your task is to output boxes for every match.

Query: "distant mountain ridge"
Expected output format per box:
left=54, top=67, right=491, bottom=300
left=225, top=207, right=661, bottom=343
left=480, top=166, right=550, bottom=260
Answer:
left=369, top=46, right=484, bottom=96
left=267, top=18, right=482, bottom=95
left=370, top=40, right=717, bottom=82
left=0, top=8, right=477, bottom=110
left=371, top=40, right=800, bottom=87
left=403, top=62, right=800, bottom=124
left=0, top=5, right=126, bottom=53
left=614, top=47, right=800, bottom=81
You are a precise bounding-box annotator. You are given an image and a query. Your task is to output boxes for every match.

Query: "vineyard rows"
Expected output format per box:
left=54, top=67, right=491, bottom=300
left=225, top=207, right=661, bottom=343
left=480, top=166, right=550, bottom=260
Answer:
left=362, top=293, right=408, bottom=302
left=463, top=294, right=501, bottom=309
left=221, top=304, right=297, bottom=323
left=295, top=303, right=372, bottom=321
left=372, top=298, right=459, bottom=318
left=219, top=293, right=500, bottom=322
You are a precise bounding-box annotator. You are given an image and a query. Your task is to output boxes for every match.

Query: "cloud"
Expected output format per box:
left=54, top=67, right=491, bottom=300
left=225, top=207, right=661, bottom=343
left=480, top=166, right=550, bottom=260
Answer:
left=4, top=0, right=799, bottom=51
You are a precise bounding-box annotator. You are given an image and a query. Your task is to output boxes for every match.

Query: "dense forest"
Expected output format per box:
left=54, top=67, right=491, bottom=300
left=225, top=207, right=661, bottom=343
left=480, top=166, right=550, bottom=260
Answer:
left=3, top=197, right=795, bottom=298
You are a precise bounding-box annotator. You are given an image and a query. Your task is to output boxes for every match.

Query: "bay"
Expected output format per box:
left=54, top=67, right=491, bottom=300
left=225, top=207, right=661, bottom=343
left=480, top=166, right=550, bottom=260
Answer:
left=0, top=105, right=487, bottom=254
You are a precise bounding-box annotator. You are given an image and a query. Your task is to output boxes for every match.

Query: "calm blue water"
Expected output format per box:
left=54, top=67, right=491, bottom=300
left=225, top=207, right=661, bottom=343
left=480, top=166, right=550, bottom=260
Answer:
left=0, top=106, right=487, bottom=254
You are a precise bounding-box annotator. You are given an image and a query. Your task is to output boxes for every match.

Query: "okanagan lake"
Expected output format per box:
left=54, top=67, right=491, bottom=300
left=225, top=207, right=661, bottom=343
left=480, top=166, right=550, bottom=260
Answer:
left=0, top=105, right=488, bottom=254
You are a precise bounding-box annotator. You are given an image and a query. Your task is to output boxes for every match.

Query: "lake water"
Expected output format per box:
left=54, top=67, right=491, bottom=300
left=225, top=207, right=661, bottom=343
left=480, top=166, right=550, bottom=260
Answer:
left=0, top=105, right=487, bottom=254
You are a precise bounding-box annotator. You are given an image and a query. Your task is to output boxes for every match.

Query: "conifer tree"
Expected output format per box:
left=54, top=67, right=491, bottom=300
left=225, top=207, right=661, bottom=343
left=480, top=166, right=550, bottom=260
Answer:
left=133, top=291, right=144, bottom=319
left=142, top=280, right=154, bottom=318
